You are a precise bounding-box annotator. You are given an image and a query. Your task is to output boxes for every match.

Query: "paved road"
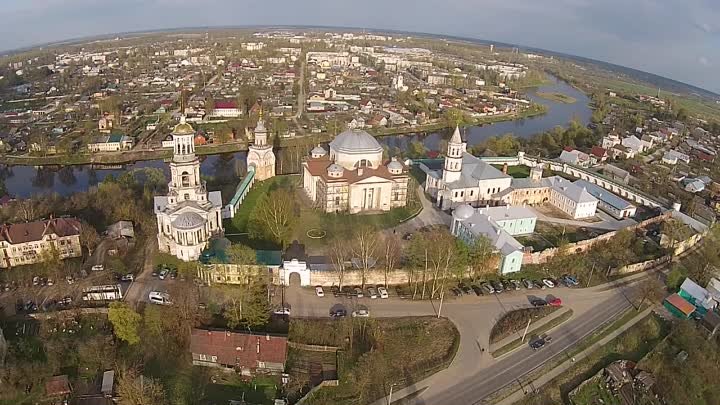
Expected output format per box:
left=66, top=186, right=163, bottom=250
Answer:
left=530, top=206, right=636, bottom=231
left=285, top=275, right=647, bottom=405
left=386, top=185, right=451, bottom=237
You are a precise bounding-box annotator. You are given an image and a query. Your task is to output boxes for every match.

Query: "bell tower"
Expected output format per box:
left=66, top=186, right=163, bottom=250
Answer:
left=442, top=125, right=464, bottom=184
left=246, top=109, right=276, bottom=181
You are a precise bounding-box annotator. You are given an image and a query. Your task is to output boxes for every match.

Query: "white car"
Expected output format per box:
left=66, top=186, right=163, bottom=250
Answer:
left=65, top=276, right=74, bottom=285
left=352, top=308, right=370, bottom=317
left=91, top=264, right=104, bottom=272
left=120, top=274, right=134, bottom=282
left=159, top=269, right=169, bottom=280
left=377, top=286, right=389, bottom=299
left=273, top=307, right=291, bottom=316
left=367, top=287, right=378, bottom=299
left=315, top=286, right=324, bottom=297
left=542, top=278, right=556, bottom=288
left=148, top=291, right=172, bottom=305
left=46, top=279, right=54, bottom=286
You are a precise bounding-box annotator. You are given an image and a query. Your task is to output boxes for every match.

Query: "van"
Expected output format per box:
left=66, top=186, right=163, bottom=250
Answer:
left=148, top=291, right=171, bottom=305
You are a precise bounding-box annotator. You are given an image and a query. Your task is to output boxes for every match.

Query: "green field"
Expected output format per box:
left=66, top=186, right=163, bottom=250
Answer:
left=536, top=92, right=577, bottom=104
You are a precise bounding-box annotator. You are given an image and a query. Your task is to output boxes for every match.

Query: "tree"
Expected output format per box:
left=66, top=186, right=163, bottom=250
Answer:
left=467, top=235, right=500, bottom=279
left=350, top=226, right=379, bottom=288
left=425, top=229, right=464, bottom=299
left=108, top=302, right=141, bottom=345
left=380, top=233, right=401, bottom=287
left=221, top=283, right=270, bottom=329
left=636, top=277, right=665, bottom=310
left=227, top=244, right=256, bottom=265
left=116, top=368, right=166, bottom=405
left=248, top=188, right=295, bottom=247
left=328, top=237, right=349, bottom=288
left=79, top=219, right=100, bottom=254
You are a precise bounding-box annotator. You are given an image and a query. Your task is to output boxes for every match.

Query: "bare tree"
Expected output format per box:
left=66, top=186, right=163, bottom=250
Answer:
left=116, top=367, right=166, bottom=405
left=636, top=277, right=665, bottom=310
left=381, top=233, right=401, bottom=287
left=328, top=237, right=349, bottom=289
left=350, top=226, right=379, bottom=289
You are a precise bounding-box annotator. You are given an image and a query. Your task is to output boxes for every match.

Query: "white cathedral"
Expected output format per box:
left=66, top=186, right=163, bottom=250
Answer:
left=154, top=116, right=224, bottom=261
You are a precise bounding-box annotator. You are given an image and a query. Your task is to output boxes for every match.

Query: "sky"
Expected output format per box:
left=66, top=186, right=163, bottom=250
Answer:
left=2, top=0, right=720, bottom=93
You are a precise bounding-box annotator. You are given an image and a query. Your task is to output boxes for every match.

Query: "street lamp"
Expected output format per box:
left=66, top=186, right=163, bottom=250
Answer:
left=387, top=383, right=398, bottom=405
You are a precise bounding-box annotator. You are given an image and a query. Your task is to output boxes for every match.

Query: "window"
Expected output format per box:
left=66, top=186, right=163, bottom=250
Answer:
left=198, top=354, right=208, bottom=361
left=470, top=190, right=474, bottom=196
left=184, top=193, right=190, bottom=200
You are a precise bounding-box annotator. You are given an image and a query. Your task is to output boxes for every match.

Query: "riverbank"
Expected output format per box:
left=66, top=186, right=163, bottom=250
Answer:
left=0, top=104, right=548, bottom=167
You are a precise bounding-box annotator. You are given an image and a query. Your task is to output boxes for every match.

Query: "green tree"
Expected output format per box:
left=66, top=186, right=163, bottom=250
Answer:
left=248, top=188, right=295, bottom=247
left=108, top=302, right=141, bottom=345
left=227, top=244, right=256, bottom=265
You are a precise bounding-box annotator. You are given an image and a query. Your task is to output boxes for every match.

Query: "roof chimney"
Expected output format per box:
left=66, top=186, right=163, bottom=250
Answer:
left=256, top=338, right=261, bottom=354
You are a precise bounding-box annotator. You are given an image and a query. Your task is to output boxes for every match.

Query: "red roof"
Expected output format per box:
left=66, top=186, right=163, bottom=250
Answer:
left=45, top=375, right=72, bottom=396
left=214, top=100, right=238, bottom=109
left=190, top=329, right=287, bottom=368
left=591, top=146, right=608, bottom=157
left=563, top=146, right=575, bottom=152
left=303, top=157, right=404, bottom=183
left=665, top=293, right=695, bottom=316
left=0, top=217, right=82, bottom=244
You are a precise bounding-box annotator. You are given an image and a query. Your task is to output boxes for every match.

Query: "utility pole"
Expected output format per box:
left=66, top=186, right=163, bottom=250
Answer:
left=521, top=317, right=532, bottom=342
left=387, top=383, right=398, bottom=405
left=586, top=263, right=596, bottom=288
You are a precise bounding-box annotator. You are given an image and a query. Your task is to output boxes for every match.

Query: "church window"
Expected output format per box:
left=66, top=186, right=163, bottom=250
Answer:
left=184, top=193, right=190, bottom=200
left=470, top=190, right=474, bottom=196
left=357, top=159, right=370, bottom=168
left=335, top=196, right=340, bottom=206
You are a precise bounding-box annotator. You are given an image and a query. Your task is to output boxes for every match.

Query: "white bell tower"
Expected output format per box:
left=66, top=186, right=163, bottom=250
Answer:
left=442, top=125, right=464, bottom=184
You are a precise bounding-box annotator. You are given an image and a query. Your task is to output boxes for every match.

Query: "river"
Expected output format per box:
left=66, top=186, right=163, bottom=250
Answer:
left=0, top=76, right=590, bottom=198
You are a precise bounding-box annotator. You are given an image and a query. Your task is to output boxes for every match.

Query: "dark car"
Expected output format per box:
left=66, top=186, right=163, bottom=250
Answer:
left=530, top=298, right=548, bottom=307
left=491, top=280, right=504, bottom=293
left=330, top=308, right=347, bottom=318
left=330, top=286, right=340, bottom=297
left=532, top=280, right=546, bottom=290
left=450, top=287, right=462, bottom=297
left=340, top=286, right=353, bottom=297
left=529, top=338, right=546, bottom=350
left=471, top=284, right=484, bottom=296
left=481, top=282, right=495, bottom=294
left=458, top=282, right=472, bottom=295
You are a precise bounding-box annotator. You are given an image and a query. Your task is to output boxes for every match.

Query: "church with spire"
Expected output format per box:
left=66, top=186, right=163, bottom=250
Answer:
left=246, top=111, right=276, bottom=181
left=424, top=125, right=512, bottom=210
left=154, top=115, right=224, bottom=261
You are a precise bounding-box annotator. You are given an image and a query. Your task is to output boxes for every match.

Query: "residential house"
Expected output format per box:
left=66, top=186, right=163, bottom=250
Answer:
left=190, top=329, right=288, bottom=376
left=610, top=144, right=635, bottom=160
left=210, top=100, right=242, bottom=118
left=603, top=164, right=631, bottom=184
left=451, top=204, right=536, bottom=274
left=574, top=180, right=636, bottom=219
left=662, top=150, right=690, bottom=165
left=590, top=146, right=608, bottom=164
left=548, top=177, right=598, bottom=219
left=559, top=148, right=591, bottom=167
left=601, top=133, right=621, bottom=150
left=622, top=135, right=648, bottom=154
left=87, top=134, right=133, bottom=152
left=0, top=218, right=83, bottom=268
left=682, top=178, right=705, bottom=193
left=679, top=278, right=717, bottom=315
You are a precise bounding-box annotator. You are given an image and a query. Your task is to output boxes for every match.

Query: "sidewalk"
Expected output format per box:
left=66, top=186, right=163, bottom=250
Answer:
left=494, top=306, right=654, bottom=405
left=489, top=307, right=573, bottom=353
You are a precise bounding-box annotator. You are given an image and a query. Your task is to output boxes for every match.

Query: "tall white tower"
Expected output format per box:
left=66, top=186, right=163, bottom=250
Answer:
left=168, top=115, right=205, bottom=203
left=442, top=125, right=465, bottom=184
left=247, top=111, right=276, bottom=181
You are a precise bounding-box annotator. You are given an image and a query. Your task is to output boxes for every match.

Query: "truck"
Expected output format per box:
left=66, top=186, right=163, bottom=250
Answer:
left=82, top=284, right=123, bottom=301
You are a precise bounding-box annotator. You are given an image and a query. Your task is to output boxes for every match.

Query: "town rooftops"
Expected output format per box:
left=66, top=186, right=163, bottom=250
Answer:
left=214, top=100, right=238, bottom=109
left=0, top=217, right=82, bottom=245
left=664, top=293, right=696, bottom=317
left=189, top=329, right=287, bottom=368
left=476, top=205, right=537, bottom=222
left=573, top=180, right=634, bottom=210
left=45, top=375, right=72, bottom=396
left=548, top=177, right=597, bottom=204
left=680, top=278, right=716, bottom=310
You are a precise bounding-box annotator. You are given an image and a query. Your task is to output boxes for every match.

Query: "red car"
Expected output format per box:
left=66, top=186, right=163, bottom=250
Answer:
left=548, top=297, right=562, bottom=306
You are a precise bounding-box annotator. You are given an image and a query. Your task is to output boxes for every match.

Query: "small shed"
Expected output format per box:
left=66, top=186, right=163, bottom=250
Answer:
left=45, top=375, right=72, bottom=397
left=101, top=370, right=115, bottom=396
left=664, top=293, right=696, bottom=319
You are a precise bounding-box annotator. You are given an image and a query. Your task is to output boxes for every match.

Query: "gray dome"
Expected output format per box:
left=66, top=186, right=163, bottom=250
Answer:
left=330, top=129, right=383, bottom=155
left=311, top=145, right=327, bottom=156
left=172, top=212, right=206, bottom=230
left=387, top=160, right=403, bottom=172
left=327, top=163, right=344, bottom=175
left=453, top=204, right=475, bottom=220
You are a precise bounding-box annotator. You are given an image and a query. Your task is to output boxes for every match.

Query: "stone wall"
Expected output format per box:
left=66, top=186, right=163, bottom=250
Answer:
left=308, top=268, right=415, bottom=287
left=612, top=255, right=671, bottom=276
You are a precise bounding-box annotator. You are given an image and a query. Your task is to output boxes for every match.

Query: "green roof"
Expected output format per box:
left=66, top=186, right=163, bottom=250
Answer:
left=256, top=250, right=282, bottom=266
left=108, top=133, right=126, bottom=143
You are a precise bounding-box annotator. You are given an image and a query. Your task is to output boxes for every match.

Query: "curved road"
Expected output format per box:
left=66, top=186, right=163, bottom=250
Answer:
left=285, top=275, right=648, bottom=405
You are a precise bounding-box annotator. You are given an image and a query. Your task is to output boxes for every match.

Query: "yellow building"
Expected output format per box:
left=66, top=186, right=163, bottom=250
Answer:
left=0, top=218, right=83, bottom=268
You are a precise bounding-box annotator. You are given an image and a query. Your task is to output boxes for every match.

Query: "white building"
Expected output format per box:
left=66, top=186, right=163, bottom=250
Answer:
left=559, top=149, right=590, bottom=167
left=548, top=177, right=598, bottom=219
left=87, top=134, right=134, bottom=152
left=451, top=204, right=536, bottom=274
left=574, top=180, right=636, bottom=219
left=424, top=126, right=512, bottom=210
left=246, top=114, right=276, bottom=181
left=154, top=117, right=224, bottom=261
left=0, top=218, right=83, bottom=268
left=302, top=129, right=410, bottom=214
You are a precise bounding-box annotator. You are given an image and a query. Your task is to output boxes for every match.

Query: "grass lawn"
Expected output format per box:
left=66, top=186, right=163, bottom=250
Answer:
left=570, top=376, right=621, bottom=405
left=492, top=164, right=530, bottom=178
left=490, top=306, right=561, bottom=344
left=287, top=317, right=459, bottom=405
left=515, top=314, right=668, bottom=405
left=536, top=92, right=578, bottom=104
left=204, top=374, right=279, bottom=405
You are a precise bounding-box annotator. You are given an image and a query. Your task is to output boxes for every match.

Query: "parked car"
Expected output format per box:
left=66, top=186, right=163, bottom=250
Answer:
left=58, top=296, right=73, bottom=307
left=273, top=307, right=291, bottom=315
left=377, top=286, right=389, bottom=299
left=341, top=286, right=353, bottom=296
left=65, top=276, right=75, bottom=285
left=457, top=282, right=471, bottom=295
left=533, top=280, right=546, bottom=290
left=367, top=287, right=378, bottom=299
left=548, top=297, right=563, bottom=306
left=561, top=275, right=579, bottom=286
left=149, top=291, right=172, bottom=305
left=32, top=276, right=40, bottom=286
left=522, top=278, right=534, bottom=289
left=395, top=286, right=409, bottom=299
left=353, top=287, right=364, bottom=298
left=481, top=282, right=495, bottom=294
left=91, top=264, right=104, bottom=272
left=352, top=308, right=370, bottom=317
left=542, top=278, right=556, bottom=288
left=46, top=278, right=54, bottom=286
left=530, top=298, right=548, bottom=307
left=509, top=279, right=521, bottom=290
left=330, top=308, right=347, bottom=318
left=471, top=284, right=484, bottom=296
left=330, top=286, right=340, bottom=297
left=450, top=287, right=462, bottom=297
left=120, top=274, right=134, bottom=282
left=315, top=286, right=324, bottom=297
left=490, top=280, right=504, bottom=293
